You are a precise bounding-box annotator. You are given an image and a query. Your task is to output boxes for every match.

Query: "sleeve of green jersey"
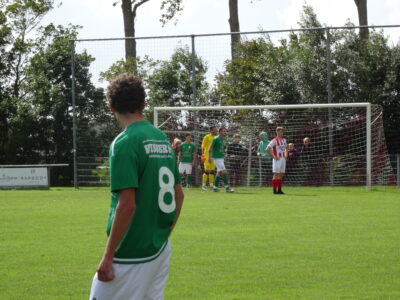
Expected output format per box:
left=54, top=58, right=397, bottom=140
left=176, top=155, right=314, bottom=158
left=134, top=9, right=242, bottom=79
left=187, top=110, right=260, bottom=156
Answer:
left=210, top=137, right=217, bottom=148
left=110, top=141, right=139, bottom=192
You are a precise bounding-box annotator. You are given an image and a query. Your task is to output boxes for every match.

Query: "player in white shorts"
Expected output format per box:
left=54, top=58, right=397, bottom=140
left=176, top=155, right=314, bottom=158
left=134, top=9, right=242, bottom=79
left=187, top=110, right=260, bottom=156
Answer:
left=89, top=74, right=184, bottom=300
left=178, top=133, right=196, bottom=188
left=266, top=127, right=288, bottom=194
left=209, top=128, right=234, bottom=193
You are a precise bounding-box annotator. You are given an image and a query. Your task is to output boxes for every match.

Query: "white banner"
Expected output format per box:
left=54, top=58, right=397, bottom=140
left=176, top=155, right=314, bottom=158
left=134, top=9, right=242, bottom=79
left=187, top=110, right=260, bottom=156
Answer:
left=0, top=168, right=49, bottom=187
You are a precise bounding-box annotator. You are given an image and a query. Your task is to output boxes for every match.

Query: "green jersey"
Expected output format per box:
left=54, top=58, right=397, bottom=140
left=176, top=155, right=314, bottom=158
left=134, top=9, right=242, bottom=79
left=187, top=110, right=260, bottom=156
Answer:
left=179, top=142, right=196, bottom=163
left=210, top=136, right=225, bottom=159
left=108, top=120, right=181, bottom=264
left=258, top=131, right=271, bottom=161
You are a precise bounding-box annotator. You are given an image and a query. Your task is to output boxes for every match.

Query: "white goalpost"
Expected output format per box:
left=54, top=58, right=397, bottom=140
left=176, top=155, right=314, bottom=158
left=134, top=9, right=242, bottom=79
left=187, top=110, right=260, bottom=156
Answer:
left=154, top=103, right=396, bottom=189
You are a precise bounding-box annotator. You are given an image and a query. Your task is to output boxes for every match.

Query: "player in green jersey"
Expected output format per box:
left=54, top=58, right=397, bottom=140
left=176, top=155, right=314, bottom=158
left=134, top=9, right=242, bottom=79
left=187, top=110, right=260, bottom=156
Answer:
left=178, top=133, right=196, bottom=188
left=89, top=74, right=184, bottom=300
left=209, top=128, right=234, bottom=193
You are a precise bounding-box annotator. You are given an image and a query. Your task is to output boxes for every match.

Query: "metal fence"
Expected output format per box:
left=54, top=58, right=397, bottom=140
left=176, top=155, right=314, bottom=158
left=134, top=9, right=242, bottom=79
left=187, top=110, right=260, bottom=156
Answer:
left=70, top=25, right=400, bottom=188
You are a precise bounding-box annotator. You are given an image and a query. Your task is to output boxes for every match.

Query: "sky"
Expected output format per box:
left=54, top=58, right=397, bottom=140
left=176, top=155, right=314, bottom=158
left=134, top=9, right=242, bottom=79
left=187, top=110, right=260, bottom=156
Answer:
left=42, top=0, right=400, bottom=39
left=40, top=0, right=400, bottom=85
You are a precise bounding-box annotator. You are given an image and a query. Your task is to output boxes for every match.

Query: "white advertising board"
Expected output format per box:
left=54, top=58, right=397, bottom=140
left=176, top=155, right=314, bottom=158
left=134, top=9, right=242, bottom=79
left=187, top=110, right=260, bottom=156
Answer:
left=0, top=167, right=49, bottom=187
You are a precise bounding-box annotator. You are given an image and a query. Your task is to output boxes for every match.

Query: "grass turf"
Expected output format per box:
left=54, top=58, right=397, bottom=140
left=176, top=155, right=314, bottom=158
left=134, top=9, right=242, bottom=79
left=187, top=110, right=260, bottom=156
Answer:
left=0, top=187, right=399, bottom=299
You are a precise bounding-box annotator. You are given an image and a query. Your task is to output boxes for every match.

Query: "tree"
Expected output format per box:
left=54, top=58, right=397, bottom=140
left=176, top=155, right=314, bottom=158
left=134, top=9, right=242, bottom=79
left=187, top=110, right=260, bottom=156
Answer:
left=354, top=0, right=369, bottom=40
left=215, top=4, right=400, bottom=153
left=0, top=8, right=13, bottom=160
left=115, top=0, right=183, bottom=68
left=331, top=25, right=400, bottom=153
left=147, top=46, right=209, bottom=108
left=0, top=0, right=55, bottom=160
left=99, top=55, right=157, bottom=84
left=4, top=0, right=55, bottom=98
left=216, top=5, right=327, bottom=107
left=229, top=0, right=240, bottom=60
left=21, top=24, right=107, bottom=184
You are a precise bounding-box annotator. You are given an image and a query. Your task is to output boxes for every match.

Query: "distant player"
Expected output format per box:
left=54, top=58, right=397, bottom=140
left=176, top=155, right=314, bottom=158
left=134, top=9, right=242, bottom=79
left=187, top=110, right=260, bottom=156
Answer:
left=257, top=131, right=272, bottom=186
left=209, top=128, right=234, bottom=193
left=178, top=133, right=196, bottom=188
left=89, top=74, right=184, bottom=300
left=201, top=127, right=217, bottom=190
left=266, top=127, right=288, bottom=194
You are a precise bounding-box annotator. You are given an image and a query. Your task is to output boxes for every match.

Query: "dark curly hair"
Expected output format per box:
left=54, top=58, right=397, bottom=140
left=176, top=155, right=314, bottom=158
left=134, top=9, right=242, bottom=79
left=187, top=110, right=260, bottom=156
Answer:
left=107, top=73, right=146, bottom=114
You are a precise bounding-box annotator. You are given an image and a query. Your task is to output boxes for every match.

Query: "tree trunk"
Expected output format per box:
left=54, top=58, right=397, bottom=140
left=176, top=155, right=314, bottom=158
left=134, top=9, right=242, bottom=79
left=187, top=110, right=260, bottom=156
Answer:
left=354, top=0, right=369, bottom=40
left=228, top=0, right=240, bottom=60
left=121, top=0, right=136, bottom=60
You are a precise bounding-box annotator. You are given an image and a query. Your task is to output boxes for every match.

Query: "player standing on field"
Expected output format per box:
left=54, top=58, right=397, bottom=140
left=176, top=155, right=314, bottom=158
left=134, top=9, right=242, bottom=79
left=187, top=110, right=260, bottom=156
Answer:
left=266, top=127, right=288, bottom=194
left=89, top=74, right=184, bottom=300
left=209, top=128, right=234, bottom=193
left=178, top=133, right=196, bottom=188
left=201, top=127, right=217, bottom=190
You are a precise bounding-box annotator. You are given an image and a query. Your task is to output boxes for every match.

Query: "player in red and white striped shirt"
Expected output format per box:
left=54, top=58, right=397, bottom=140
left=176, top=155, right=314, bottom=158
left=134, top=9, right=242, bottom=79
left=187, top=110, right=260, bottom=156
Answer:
left=266, top=127, right=288, bottom=194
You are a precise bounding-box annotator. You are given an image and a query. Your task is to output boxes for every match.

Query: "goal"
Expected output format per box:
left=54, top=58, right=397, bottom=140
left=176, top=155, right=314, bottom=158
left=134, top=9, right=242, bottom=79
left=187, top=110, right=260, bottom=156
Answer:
left=154, top=103, right=396, bottom=189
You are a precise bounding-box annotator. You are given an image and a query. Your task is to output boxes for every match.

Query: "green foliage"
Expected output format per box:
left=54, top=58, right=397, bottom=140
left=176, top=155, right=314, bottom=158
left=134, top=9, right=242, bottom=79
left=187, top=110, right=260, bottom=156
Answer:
left=19, top=24, right=108, bottom=184
left=214, top=5, right=400, bottom=152
left=330, top=26, right=400, bottom=152
left=0, top=5, right=109, bottom=185
left=0, top=0, right=56, bottom=159
left=99, top=55, right=158, bottom=84
left=160, top=0, right=184, bottom=26
left=147, top=46, right=209, bottom=107
left=216, top=6, right=328, bottom=107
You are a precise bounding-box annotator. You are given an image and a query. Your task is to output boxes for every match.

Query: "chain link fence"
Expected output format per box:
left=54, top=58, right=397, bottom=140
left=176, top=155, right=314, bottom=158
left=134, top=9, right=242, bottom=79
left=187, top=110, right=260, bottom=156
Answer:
left=71, top=25, right=400, bottom=187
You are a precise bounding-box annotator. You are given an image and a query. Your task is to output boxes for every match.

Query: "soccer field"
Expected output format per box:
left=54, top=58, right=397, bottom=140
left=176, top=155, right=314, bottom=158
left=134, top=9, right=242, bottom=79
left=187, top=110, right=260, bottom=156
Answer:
left=1, top=187, right=399, bottom=300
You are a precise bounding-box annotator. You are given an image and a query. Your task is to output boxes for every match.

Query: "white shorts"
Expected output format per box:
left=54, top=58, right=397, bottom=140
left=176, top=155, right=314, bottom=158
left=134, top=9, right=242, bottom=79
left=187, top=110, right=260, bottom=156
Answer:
left=213, top=159, right=226, bottom=172
left=178, top=163, right=192, bottom=175
left=89, top=241, right=171, bottom=300
left=272, top=157, right=286, bottom=173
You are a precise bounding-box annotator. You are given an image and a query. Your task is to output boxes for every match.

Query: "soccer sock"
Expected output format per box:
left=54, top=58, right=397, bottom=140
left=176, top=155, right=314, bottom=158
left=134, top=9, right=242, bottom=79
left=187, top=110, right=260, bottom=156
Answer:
left=214, top=176, right=220, bottom=188
left=187, top=176, right=192, bottom=185
left=181, top=175, right=185, bottom=185
left=209, top=174, right=215, bottom=186
left=272, top=179, right=277, bottom=191
left=277, top=179, right=283, bottom=191
left=202, top=173, right=208, bottom=186
left=222, top=173, right=229, bottom=187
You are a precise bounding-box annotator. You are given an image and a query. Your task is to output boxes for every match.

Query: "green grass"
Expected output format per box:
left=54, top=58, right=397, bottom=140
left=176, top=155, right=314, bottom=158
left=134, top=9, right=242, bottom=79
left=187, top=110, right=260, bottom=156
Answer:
left=0, top=187, right=399, bottom=299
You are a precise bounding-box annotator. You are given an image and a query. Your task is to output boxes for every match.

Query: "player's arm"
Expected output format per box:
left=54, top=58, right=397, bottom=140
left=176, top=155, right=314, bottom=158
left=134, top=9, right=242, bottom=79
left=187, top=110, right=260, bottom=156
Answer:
left=192, top=148, right=196, bottom=166
left=257, top=143, right=262, bottom=156
left=208, top=142, right=214, bottom=163
left=266, top=142, right=277, bottom=160
left=177, top=150, right=181, bottom=164
left=97, top=188, right=136, bottom=282
left=201, top=136, right=207, bottom=155
left=170, top=184, right=184, bottom=233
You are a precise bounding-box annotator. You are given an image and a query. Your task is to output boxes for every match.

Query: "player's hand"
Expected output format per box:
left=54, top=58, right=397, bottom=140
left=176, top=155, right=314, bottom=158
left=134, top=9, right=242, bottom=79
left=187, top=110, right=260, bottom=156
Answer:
left=274, top=156, right=279, bottom=160
left=97, top=256, right=115, bottom=282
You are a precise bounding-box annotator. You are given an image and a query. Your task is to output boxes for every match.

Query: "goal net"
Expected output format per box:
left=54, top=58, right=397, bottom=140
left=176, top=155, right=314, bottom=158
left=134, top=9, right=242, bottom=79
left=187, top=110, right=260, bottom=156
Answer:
left=154, top=103, right=396, bottom=188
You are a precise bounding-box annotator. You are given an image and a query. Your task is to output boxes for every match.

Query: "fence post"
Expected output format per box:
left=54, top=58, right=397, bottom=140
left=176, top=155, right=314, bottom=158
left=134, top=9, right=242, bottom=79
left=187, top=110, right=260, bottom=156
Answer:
left=326, top=27, right=333, bottom=103
left=326, top=28, right=334, bottom=185
left=397, top=153, right=400, bottom=186
left=191, top=34, right=197, bottom=106
left=247, top=136, right=252, bottom=187
left=70, top=40, right=78, bottom=189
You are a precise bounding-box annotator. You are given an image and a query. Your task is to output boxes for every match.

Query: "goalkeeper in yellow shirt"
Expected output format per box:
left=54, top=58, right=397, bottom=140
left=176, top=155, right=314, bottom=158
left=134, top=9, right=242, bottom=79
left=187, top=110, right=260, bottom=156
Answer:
left=201, top=127, right=217, bottom=190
